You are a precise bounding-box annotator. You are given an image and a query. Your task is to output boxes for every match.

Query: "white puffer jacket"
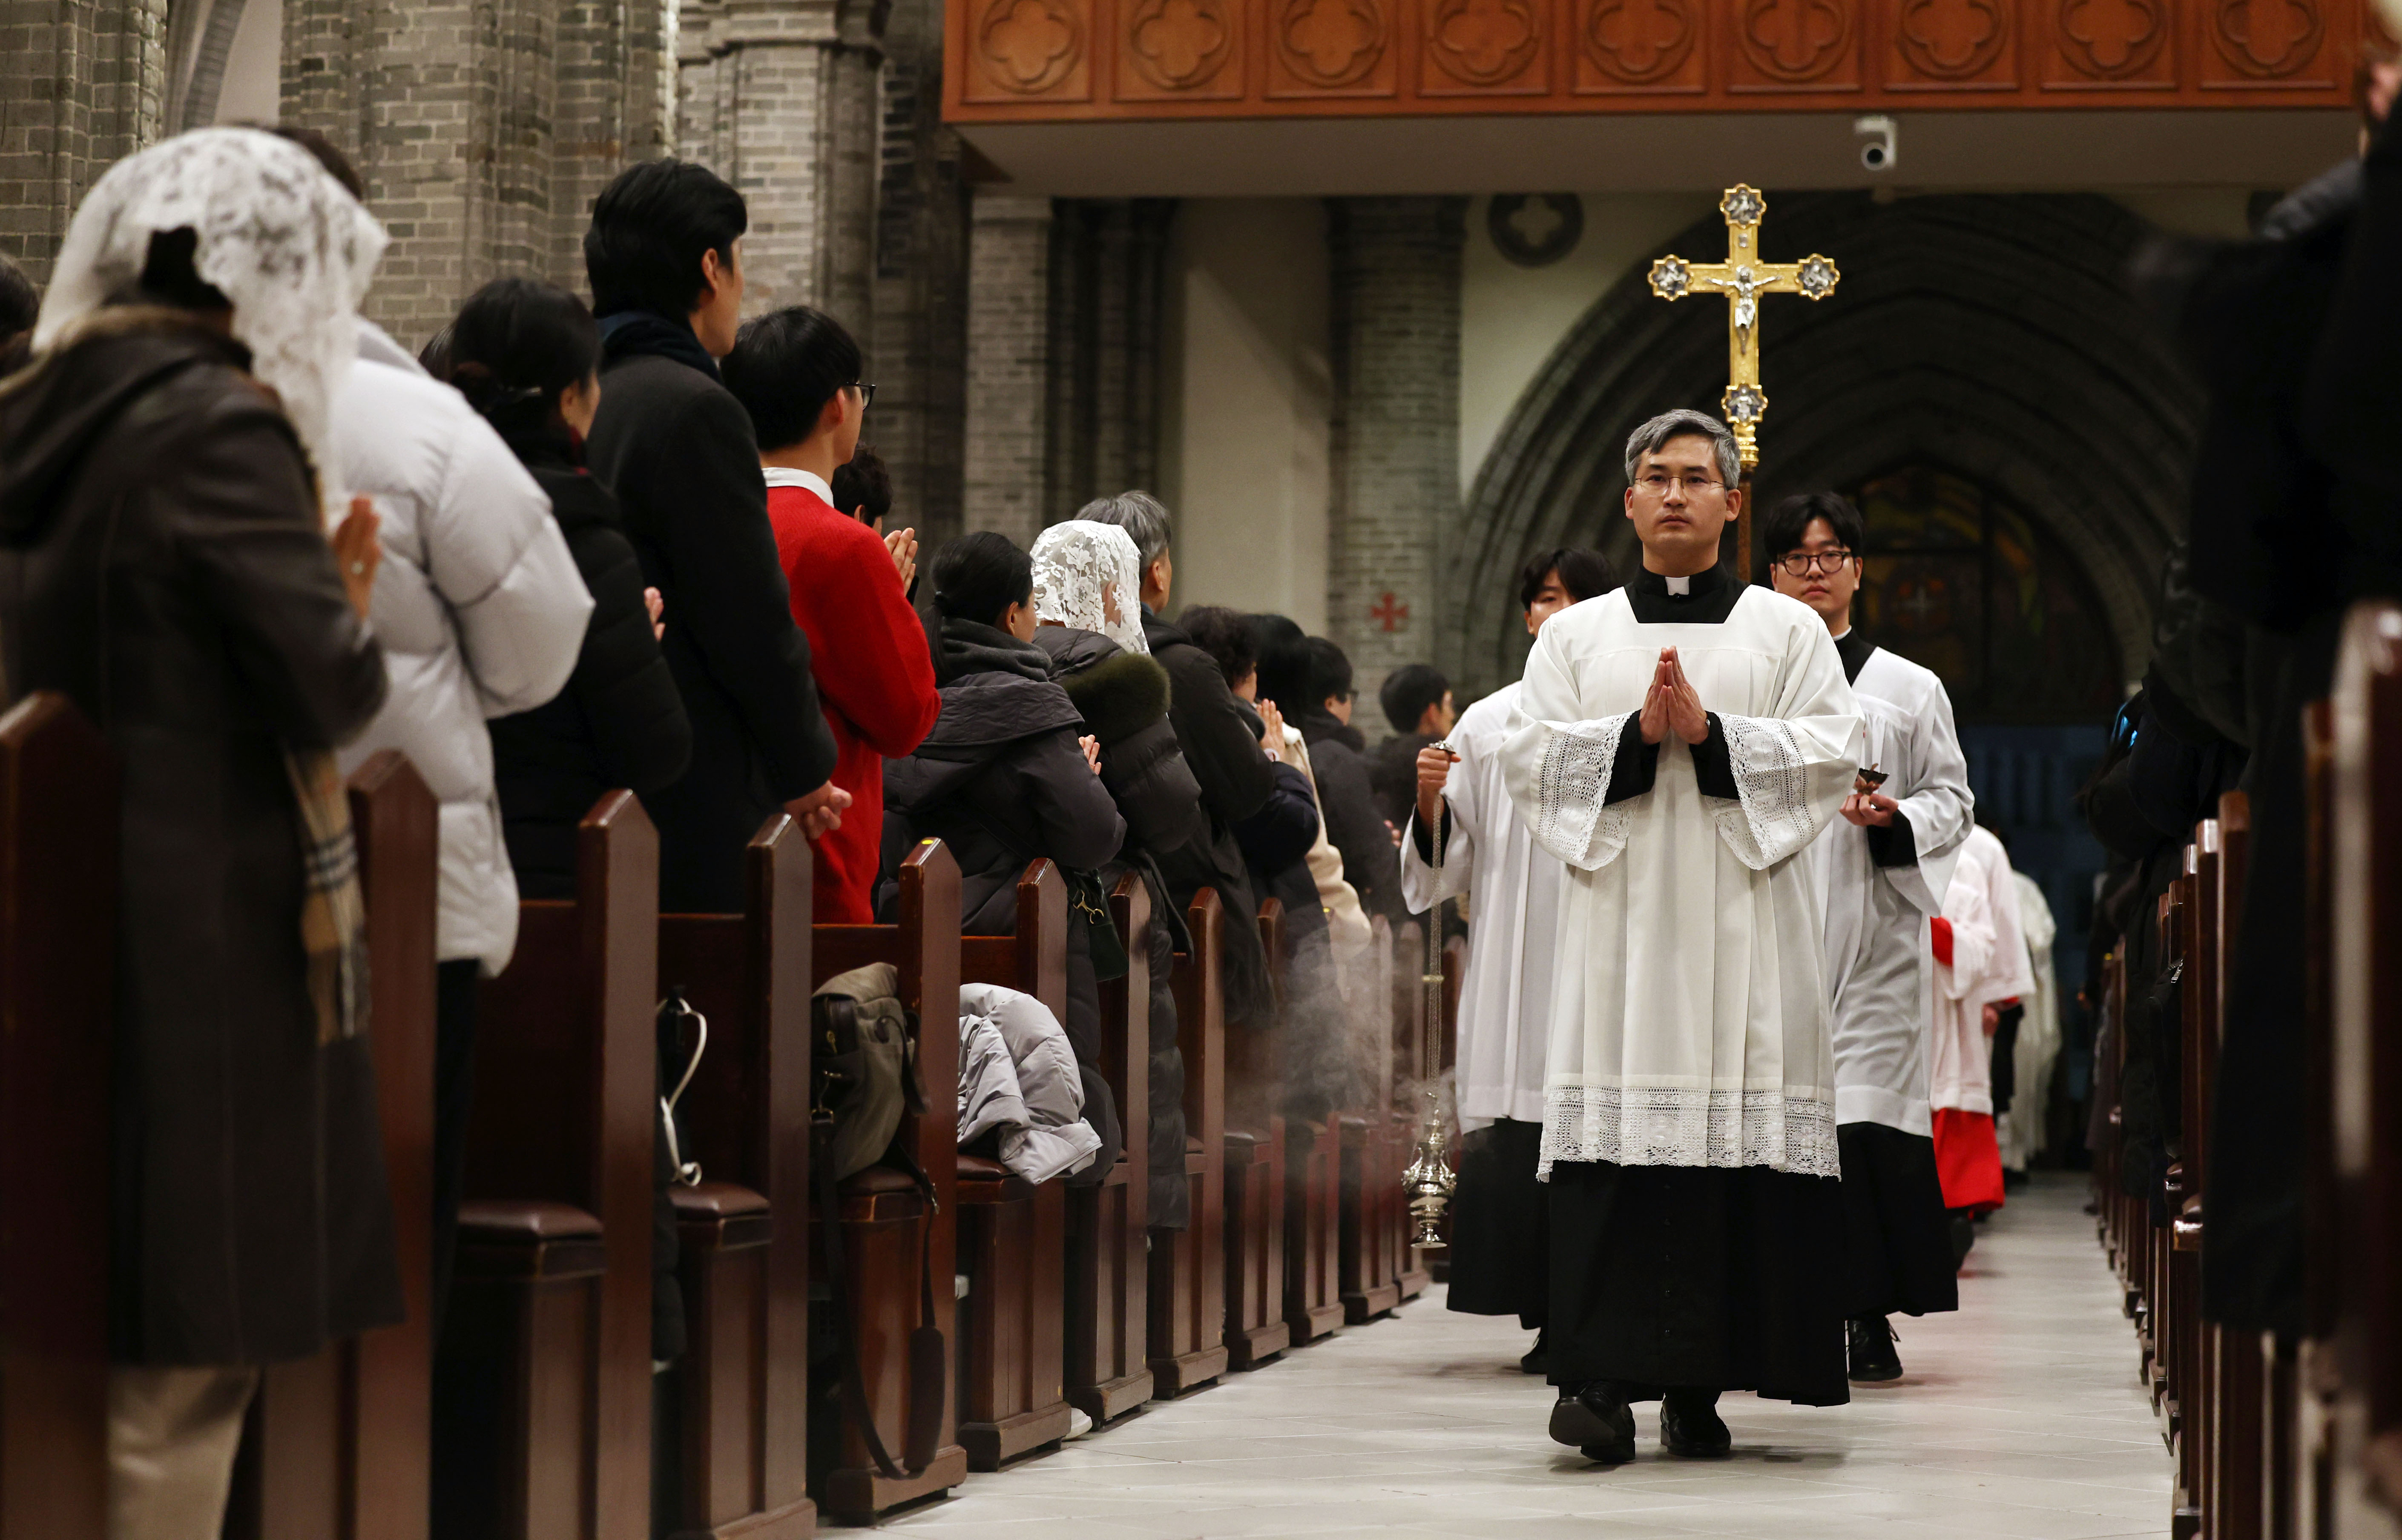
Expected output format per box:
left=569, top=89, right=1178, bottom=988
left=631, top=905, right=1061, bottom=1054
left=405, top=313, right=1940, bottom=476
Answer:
left=957, top=983, right=1103, bottom=1184
left=332, top=342, right=590, bottom=974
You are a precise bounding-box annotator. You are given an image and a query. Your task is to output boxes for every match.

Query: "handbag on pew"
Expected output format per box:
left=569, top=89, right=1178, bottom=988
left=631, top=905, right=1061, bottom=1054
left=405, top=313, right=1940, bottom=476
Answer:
left=810, top=963, right=945, bottom=1480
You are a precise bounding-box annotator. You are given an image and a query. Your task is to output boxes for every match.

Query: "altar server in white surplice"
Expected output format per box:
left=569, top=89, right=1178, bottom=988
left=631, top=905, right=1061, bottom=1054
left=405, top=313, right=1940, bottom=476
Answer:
left=1499, top=410, right=1862, bottom=1464
left=1765, top=492, right=1974, bottom=1389
left=1400, top=547, right=1615, bottom=1374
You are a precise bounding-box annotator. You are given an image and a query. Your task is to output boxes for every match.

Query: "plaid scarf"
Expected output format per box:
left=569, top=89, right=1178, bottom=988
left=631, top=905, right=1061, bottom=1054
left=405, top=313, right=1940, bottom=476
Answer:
left=283, top=747, right=368, bottom=1044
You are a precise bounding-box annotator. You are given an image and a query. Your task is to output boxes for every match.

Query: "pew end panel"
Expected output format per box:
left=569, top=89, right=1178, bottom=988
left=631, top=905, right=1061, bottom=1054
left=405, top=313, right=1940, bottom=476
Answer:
left=0, top=694, right=114, bottom=1538
left=1152, top=887, right=1230, bottom=1397
left=1072, top=875, right=1156, bottom=1423
left=655, top=814, right=816, bottom=1540
left=955, top=860, right=1073, bottom=1471
left=809, top=841, right=969, bottom=1521
left=1223, top=901, right=1290, bottom=1372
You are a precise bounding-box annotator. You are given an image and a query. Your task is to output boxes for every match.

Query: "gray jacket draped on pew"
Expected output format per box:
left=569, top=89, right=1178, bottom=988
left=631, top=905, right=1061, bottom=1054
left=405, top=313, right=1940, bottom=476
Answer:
left=0, top=311, right=404, bottom=1365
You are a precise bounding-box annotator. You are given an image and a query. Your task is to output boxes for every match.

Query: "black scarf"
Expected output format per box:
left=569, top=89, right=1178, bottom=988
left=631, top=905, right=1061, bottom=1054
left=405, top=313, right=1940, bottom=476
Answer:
left=596, top=309, right=720, bottom=381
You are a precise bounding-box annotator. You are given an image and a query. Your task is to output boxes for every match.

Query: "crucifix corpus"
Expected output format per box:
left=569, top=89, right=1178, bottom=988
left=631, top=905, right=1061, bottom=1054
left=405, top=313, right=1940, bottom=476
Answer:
left=1647, top=184, right=1839, bottom=579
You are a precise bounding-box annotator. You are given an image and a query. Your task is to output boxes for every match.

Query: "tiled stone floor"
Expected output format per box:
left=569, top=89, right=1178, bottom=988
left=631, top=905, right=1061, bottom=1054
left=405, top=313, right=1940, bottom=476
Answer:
left=841, top=1172, right=2167, bottom=1538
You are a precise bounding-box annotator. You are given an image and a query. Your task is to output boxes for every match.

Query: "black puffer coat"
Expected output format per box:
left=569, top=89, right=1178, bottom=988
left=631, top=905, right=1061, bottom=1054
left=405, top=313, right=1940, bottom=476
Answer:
left=1037, top=625, right=1202, bottom=1228
left=1294, top=708, right=1401, bottom=923
left=488, top=420, right=691, bottom=899
left=883, top=618, right=1128, bottom=1182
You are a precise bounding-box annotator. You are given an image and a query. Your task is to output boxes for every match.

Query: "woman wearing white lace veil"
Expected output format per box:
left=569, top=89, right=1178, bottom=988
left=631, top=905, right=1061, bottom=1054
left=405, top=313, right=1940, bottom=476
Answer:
left=1030, top=519, right=1209, bottom=1227
left=0, top=127, right=398, bottom=1539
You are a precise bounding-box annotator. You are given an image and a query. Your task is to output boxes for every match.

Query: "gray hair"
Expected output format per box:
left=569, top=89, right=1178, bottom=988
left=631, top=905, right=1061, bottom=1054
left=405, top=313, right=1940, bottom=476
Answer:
left=1077, top=490, right=1174, bottom=569
left=1623, top=409, right=1740, bottom=488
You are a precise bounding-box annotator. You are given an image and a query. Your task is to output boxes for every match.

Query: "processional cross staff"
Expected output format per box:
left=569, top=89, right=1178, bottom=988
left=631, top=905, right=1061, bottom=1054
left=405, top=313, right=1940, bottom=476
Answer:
left=1647, top=184, right=1840, bottom=579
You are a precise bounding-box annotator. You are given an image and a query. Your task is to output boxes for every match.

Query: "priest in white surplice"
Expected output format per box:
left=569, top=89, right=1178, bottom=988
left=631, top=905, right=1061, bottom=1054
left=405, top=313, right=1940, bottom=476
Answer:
left=1501, top=411, right=1862, bottom=1463
left=1400, top=548, right=1617, bottom=1374
left=1765, top=492, right=1975, bottom=1388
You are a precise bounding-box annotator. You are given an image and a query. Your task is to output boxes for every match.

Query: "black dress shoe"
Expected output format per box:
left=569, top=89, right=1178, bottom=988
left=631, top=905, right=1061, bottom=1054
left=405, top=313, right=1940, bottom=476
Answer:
left=1520, top=1330, right=1549, bottom=1375
left=1949, top=1210, right=1977, bottom=1270
left=1847, top=1316, right=1903, bottom=1382
left=1659, top=1394, right=1732, bottom=1458
left=1548, top=1382, right=1636, bottom=1464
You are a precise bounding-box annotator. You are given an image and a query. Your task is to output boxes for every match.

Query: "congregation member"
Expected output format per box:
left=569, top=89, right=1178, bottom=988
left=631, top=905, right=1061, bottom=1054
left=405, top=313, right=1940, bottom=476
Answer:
left=327, top=265, right=592, bottom=1343
left=832, top=444, right=890, bottom=525
left=2003, top=868, right=2063, bottom=1180
left=444, top=277, right=693, bottom=900
left=1279, top=633, right=1402, bottom=924
left=1765, top=492, right=1974, bottom=1383
left=1402, top=548, right=1614, bottom=1374
left=1080, top=492, right=1277, bottom=1030
left=1930, top=818, right=2034, bottom=1257
left=1370, top=663, right=1453, bottom=832
left=883, top=530, right=1128, bottom=1179
left=580, top=159, right=847, bottom=912
left=721, top=306, right=940, bottom=924
left=1501, top=408, right=1860, bottom=1460
left=0, top=127, right=400, bottom=1539
left=0, top=252, right=36, bottom=373
left=1030, top=519, right=1206, bottom=1226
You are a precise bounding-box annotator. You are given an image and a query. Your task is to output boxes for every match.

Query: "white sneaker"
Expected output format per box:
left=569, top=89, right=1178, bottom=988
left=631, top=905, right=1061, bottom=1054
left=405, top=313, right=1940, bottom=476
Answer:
left=1066, top=1407, right=1095, bottom=1439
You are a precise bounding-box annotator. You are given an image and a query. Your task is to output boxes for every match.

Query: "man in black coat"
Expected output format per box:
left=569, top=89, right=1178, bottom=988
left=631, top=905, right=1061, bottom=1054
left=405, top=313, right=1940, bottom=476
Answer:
left=1081, top=492, right=1277, bottom=1028
left=581, top=159, right=845, bottom=913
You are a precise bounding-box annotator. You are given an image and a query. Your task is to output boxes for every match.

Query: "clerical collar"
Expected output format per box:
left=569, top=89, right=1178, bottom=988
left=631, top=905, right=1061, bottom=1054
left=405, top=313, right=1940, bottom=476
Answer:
left=1832, top=626, right=1877, bottom=685
left=1627, top=562, right=1741, bottom=625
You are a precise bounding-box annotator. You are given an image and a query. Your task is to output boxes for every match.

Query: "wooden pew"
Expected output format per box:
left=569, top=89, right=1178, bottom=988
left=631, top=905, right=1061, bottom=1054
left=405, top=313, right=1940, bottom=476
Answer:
left=2315, top=601, right=2402, bottom=1534
left=1340, top=917, right=1402, bottom=1324
left=1069, top=874, right=1154, bottom=1424
left=1223, top=901, right=1290, bottom=1372
left=954, top=861, right=1074, bottom=1470
left=654, top=815, right=815, bottom=1539
left=229, top=752, right=439, bottom=1540
left=2204, top=796, right=2265, bottom=1540
left=1390, top=917, right=1433, bottom=1303
left=0, top=694, right=113, bottom=1537
left=810, top=840, right=970, bottom=1520
left=438, top=792, right=656, bottom=1540
left=1284, top=1027, right=1346, bottom=1347
left=1152, top=887, right=1229, bottom=1397
left=2171, top=835, right=2216, bottom=1537
left=2292, top=699, right=2337, bottom=1540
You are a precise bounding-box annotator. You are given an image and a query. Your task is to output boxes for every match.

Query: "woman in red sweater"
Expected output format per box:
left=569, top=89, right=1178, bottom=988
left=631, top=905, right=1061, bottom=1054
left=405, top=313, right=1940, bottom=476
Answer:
left=724, top=307, right=940, bottom=922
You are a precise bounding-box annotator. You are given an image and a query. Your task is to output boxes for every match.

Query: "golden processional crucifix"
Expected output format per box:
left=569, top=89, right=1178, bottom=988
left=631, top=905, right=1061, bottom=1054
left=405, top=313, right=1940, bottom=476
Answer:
left=1648, top=185, right=1839, bottom=571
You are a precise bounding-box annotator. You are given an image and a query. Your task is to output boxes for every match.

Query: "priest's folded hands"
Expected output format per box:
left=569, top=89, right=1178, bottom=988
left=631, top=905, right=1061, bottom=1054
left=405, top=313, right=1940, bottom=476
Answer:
left=1636, top=645, right=1711, bottom=746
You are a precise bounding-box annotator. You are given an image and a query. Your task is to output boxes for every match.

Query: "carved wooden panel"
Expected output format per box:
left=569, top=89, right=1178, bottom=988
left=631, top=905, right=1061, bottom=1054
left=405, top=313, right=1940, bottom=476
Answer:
left=1574, top=0, right=1707, bottom=91
left=965, top=0, right=1094, bottom=101
left=1421, top=0, right=1551, bottom=93
left=2040, top=0, right=2174, bottom=88
left=1728, top=0, right=1863, bottom=90
left=1885, top=0, right=2016, bottom=88
left=1119, top=0, right=1245, bottom=98
left=1266, top=0, right=1400, bottom=95
left=2200, top=0, right=2335, bottom=87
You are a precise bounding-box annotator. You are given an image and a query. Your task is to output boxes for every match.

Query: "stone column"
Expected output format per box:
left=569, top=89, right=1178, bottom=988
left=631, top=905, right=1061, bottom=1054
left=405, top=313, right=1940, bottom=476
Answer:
left=0, top=0, right=170, bottom=281
left=1326, top=196, right=1466, bottom=732
left=963, top=191, right=1053, bottom=547
left=679, top=0, right=884, bottom=342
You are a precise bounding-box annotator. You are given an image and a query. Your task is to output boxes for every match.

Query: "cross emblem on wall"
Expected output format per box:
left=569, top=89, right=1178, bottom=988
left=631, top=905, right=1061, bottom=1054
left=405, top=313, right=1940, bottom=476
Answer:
left=1647, top=186, right=1840, bottom=473
left=1370, top=592, right=1410, bottom=632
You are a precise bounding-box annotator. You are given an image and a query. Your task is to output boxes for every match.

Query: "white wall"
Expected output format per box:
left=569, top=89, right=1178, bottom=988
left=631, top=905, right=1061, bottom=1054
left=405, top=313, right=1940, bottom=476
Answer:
left=1161, top=198, right=1333, bottom=635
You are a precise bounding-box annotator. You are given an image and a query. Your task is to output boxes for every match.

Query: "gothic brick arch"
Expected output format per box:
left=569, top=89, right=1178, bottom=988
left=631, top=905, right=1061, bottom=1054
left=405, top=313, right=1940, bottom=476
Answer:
left=1450, top=191, right=2199, bottom=709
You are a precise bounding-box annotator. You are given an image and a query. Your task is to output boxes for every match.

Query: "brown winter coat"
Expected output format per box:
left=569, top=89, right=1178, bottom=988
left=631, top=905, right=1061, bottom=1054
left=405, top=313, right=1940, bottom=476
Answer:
left=0, top=310, right=401, bottom=1365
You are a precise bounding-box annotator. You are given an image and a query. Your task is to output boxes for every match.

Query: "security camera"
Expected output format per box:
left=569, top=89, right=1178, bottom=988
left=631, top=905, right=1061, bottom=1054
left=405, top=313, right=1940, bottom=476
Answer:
left=1855, top=115, right=1896, bottom=173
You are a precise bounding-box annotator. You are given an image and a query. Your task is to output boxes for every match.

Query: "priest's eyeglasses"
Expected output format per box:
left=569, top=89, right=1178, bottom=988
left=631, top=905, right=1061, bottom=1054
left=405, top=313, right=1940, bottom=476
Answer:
left=1634, top=472, right=1726, bottom=497
left=1774, top=549, right=1857, bottom=576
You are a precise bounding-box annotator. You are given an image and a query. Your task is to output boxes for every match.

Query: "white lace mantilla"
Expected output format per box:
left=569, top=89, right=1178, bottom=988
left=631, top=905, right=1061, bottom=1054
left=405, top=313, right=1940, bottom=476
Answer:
left=1717, top=713, right=1823, bottom=871
left=1031, top=520, right=1149, bottom=655
left=1538, top=1085, right=1840, bottom=1180
left=1528, top=713, right=1632, bottom=871
left=34, top=128, right=387, bottom=524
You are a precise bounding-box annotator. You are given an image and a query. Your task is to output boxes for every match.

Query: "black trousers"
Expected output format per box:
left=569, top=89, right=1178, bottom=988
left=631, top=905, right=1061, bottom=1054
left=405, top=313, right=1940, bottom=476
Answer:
left=1445, top=1119, right=1548, bottom=1327
left=431, top=959, right=479, bottom=1348
left=1547, top=1161, right=1849, bottom=1406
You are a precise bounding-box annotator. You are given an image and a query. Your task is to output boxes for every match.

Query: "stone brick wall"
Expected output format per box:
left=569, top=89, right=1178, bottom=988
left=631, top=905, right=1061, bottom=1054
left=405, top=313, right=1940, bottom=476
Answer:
left=1327, top=196, right=1466, bottom=734
left=279, top=0, right=671, bottom=347
left=2, top=0, right=170, bottom=282
left=963, top=192, right=1052, bottom=547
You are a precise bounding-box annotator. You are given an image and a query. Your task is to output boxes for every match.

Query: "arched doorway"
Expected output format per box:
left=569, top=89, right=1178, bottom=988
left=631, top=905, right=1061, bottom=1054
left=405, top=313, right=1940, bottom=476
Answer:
left=1450, top=191, right=2198, bottom=710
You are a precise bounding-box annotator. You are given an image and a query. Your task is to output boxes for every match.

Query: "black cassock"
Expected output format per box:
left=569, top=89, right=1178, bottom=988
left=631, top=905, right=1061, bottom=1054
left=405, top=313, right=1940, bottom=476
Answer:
left=1445, top=1119, right=1548, bottom=1327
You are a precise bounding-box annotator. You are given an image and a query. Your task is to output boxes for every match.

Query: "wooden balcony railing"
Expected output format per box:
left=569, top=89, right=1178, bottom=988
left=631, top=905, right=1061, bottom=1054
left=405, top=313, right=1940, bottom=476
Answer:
left=943, top=0, right=2367, bottom=121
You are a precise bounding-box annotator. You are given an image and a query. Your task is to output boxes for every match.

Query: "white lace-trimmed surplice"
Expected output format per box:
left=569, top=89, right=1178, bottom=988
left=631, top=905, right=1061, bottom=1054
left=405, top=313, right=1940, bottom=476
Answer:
left=1399, top=681, right=1564, bottom=1132
left=1499, top=584, right=1860, bottom=1180
left=1930, top=825, right=2034, bottom=1118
